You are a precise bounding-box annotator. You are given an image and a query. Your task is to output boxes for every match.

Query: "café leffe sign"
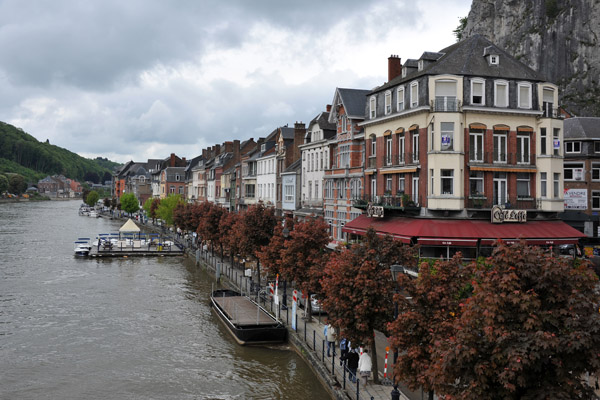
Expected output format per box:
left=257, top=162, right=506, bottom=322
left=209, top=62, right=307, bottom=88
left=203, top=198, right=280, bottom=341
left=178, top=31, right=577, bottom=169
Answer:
left=491, top=205, right=527, bottom=223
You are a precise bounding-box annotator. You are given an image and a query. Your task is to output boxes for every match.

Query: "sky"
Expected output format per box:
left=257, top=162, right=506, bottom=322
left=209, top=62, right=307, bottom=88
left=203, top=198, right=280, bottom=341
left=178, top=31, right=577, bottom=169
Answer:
left=0, top=0, right=472, bottom=164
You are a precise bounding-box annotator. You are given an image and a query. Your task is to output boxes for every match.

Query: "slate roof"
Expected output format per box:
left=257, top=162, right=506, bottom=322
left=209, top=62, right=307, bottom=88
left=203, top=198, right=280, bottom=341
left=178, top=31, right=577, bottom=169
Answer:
left=308, top=111, right=336, bottom=138
left=337, top=88, right=371, bottom=118
left=280, top=126, right=295, bottom=140
left=564, top=117, right=600, bottom=139
left=374, top=34, right=547, bottom=94
left=283, top=158, right=301, bottom=173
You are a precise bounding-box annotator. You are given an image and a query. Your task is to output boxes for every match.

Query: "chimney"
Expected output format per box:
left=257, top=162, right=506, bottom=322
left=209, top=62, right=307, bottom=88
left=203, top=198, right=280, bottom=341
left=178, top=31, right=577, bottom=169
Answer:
left=214, top=144, right=221, bottom=157
left=388, top=54, right=402, bottom=82
left=170, top=153, right=176, bottom=167
left=293, top=121, right=306, bottom=164
left=233, top=139, right=240, bottom=163
left=326, top=104, right=332, bottom=112
left=223, top=141, right=234, bottom=153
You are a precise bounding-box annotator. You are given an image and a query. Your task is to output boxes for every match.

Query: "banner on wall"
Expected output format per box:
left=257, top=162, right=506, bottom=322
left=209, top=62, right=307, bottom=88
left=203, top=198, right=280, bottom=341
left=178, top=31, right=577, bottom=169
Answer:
left=564, top=188, right=587, bottom=210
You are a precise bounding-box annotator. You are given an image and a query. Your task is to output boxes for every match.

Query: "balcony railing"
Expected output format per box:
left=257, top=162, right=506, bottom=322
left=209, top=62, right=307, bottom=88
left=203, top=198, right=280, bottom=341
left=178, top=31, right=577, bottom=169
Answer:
left=367, top=157, right=377, bottom=169
left=469, top=152, right=536, bottom=165
left=353, top=194, right=422, bottom=210
left=466, top=196, right=541, bottom=210
left=432, top=97, right=460, bottom=112
left=541, top=102, right=562, bottom=118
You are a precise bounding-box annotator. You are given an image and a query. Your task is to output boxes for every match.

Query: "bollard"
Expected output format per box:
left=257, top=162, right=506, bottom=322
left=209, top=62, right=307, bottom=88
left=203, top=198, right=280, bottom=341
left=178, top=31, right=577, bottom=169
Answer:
left=313, top=330, right=316, bottom=351
left=322, top=340, right=325, bottom=362
left=391, top=385, right=400, bottom=400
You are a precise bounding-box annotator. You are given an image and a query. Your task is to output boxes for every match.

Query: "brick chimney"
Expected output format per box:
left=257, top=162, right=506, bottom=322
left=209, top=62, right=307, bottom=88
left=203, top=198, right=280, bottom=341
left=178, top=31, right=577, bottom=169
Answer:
left=233, top=139, right=240, bottom=163
left=292, top=121, right=306, bottom=164
left=223, top=141, right=234, bottom=153
left=170, top=153, right=176, bottom=167
left=388, top=54, right=402, bottom=82
left=326, top=104, right=332, bottom=112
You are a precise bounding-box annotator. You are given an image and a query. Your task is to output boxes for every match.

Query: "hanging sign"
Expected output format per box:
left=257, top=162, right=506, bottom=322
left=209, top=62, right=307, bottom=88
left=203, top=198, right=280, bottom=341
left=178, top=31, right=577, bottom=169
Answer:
left=367, top=203, right=384, bottom=218
left=553, top=139, right=560, bottom=149
left=491, top=205, right=527, bottom=223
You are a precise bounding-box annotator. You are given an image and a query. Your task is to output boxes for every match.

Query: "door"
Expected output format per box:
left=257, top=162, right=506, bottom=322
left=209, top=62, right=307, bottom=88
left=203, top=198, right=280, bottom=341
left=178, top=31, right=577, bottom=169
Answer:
left=493, top=172, right=507, bottom=205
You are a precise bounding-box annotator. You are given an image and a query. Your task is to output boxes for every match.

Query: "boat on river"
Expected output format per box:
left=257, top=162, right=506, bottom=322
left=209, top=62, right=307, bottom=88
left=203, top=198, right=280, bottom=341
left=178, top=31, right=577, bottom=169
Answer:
left=74, top=238, right=92, bottom=256
left=210, top=289, right=287, bottom=346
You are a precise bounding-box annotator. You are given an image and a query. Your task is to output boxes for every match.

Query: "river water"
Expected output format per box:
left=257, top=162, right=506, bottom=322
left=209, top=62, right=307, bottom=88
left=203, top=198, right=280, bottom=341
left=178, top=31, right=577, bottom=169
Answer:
left=0, top=200, right=330, bottom=400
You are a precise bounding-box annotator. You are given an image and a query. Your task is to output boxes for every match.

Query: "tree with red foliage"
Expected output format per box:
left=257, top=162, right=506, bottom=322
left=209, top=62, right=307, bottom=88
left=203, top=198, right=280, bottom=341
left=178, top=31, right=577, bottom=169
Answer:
left=259, top=217, right=294, bottom=279
left=387, top=254, right=469, bottom=399
left=275, top=217, right=329, bottom=319
left=231, top=203, right=277, bottom=287
left=321, top=228, right=418, bottom=383
left=389, top=241, right=600, bottom=399
left=219, top=210, right=238, bottom=263
left=196, top=201, right=225, bottom=255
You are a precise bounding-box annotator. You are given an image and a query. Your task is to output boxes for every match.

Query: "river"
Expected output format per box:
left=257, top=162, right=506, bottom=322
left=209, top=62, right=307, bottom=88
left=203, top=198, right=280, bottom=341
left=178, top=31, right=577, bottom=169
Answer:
left=0, top=200, right=330, bottom=400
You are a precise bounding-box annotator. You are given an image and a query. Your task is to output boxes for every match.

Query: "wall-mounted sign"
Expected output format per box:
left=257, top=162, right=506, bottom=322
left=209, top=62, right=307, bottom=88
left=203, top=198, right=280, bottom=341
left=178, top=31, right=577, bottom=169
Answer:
left=553, top=139, right=560, bottom=149
left=491, top=205, right=527, bottom=223
left=564, top=188, right=587, bottom=210
left=367, top=203, right=384, bottom=218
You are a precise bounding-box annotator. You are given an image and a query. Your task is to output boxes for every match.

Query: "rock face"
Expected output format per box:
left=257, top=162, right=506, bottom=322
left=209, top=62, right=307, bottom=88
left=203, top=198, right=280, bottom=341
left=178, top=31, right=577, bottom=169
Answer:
left=463, top=0, right=600, bottom=117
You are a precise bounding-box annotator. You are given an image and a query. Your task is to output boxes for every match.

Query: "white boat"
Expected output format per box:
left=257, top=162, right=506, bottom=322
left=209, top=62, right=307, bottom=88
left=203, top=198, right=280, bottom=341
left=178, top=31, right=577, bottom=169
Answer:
left=89, top=210, right=99, bottom=218
left=74, top=238, right=92, bottom=256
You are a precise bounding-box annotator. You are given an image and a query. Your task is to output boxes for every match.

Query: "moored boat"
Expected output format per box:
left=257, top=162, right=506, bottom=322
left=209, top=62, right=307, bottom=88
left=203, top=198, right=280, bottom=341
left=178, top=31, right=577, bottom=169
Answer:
left=74, top=238, right=92, bottom=256
left=210, top=289, right=287, bottom=345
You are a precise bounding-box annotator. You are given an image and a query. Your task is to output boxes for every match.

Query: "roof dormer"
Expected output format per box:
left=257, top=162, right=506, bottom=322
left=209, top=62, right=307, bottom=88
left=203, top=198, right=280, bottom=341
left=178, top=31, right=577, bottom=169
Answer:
left=483, top=45, right=500, bottom=66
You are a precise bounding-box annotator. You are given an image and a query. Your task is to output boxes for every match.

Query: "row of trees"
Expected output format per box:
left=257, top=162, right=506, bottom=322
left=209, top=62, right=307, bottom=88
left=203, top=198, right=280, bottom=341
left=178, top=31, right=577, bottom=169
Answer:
left=0, top=173, right=28, bottom=195
left=169, top=200, right=600, bottom=398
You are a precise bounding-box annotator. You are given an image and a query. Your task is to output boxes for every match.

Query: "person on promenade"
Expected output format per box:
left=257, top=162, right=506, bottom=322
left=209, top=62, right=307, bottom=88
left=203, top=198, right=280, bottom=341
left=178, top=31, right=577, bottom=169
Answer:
left=358, top=348, right=372, bottom=386
left=346, top=348, right=359, bottom=383
left=325, top=323, right=336, bottom=357
left=339, top=337, right=349, bottom=366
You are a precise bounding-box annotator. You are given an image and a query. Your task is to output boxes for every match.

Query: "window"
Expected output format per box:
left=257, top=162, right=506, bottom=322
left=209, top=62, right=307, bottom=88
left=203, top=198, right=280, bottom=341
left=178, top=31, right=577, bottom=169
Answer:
left=435, top=80, right=457, bottom=111
left=339, top=144, right=350, bottom=168
left=540, top=172, right=547, bottom=197
left=245, top=184, right=255, bottom=198
left=386, top=136, right=392, bottom=165
left=410, top=81, right=419, bottom=108
left=398, top=176, right=405, bottom=193
left=430, top=169, right=434, bottom=195
left=469, top=130, right=484, bottom=162
left=517, top=133, right=530, bottom=164
left=308, top=181, right=312, bottom=199
left=370, top=136, right=376, bottom=157
left=494, top=133, right=507, bottom=163
left=593, top=163, right=600, bottom=180
left=440, top=122, right=454, bottom=151
left=370, top=96, right=376, bottom=118
left=553, top=128, right=560, bottom=156
left=315, top=182, right=319, bottom=199
left=595, top=142, right=600, bottom=153
left=385, top=91, right=392, bottom=115
left=412, top=131, right=419, bottom=162
left=553, top=173, right=560, bottom=198
left=371, top=177, right=376, bottom=198
left=397, top=87, right=405, bottom=111
left=471, top=78, right=485, bottom=105
left=340, top=114, right=348, bottom=133
left=565, top=141, right=581, bottom=153
left=418, top=59, right=424, bottom=71
left=175, top=174, right=180, bottom=181
left=429, top=123, right=434, bottom=151
left=564, top=162, right=584, bottom=181
left=517, top=83, right=532, bottom=109
left=350, top=179, right=362, bottom=199
left=441, top=169, right=453, bottom=195
left=517, top=173, right=530, bottom=198
left=469, top=171, right=484, bottom=196
left=412, top=176, right=419, bottom=204
left=284, top=184, right=294, bottom=201
left=593, top=191, right=600, bottom=209
left=398, top=134, right=405, bottom=164
left=490, top=55, right=499, bottom=65
left=540, top=128, right=547, bottom=155
left=170, top=185, right=175, bottom=194
left=320, top=152, right=323, bottom=170
left=542, top=87, right=554, bottom=117
left=494, top=80, right=508, bottom=107
left=386, top=176, right=392, bottom=192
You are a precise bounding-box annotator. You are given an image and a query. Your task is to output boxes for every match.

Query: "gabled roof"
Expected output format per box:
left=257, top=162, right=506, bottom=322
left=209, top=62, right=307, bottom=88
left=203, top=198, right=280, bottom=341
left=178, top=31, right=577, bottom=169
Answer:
left=308, top=111, right=336, bottom=133
left=279, top=126, right=295, bottom=140
left=283, top=158, right=301, bottom=173
left=374, top=34, right=547, bottom=94
left=329, top=88, right=370, bottom=123
left=564, top=117, right=600, bottom=139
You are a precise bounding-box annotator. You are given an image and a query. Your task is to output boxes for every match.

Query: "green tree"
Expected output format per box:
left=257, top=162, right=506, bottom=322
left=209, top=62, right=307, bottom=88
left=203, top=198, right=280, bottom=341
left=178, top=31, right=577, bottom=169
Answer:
left=0, top=174, right=8, bottom=193
left=85, top=190, right=100, bottom=206
left=453, top=16, right=468, bottom=41
left=321, top=228, right=418, bottom=384
left=156, top=194, right=184, bottom=226
left=120, top=192, right=139, bottom=215
left=7, top=173, right=27, bottom=194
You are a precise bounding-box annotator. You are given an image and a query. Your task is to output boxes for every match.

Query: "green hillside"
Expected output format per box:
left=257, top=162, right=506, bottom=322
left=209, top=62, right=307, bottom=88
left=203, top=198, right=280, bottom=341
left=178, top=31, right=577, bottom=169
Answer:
left=0, top=121, right=120, bottom=184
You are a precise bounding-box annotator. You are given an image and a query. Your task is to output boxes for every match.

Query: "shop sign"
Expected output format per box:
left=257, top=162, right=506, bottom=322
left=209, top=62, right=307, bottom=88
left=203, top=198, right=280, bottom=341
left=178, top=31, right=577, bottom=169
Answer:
left=491, top=205, right=527, bottom=223
left=367, top=203, right=384, bottom=218
left=564, top=188, right=587, bottom=210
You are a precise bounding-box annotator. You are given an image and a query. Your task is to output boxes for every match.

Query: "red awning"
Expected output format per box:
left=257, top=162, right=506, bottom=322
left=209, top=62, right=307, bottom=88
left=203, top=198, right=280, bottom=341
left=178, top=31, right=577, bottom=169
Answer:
left=343, top=215, right=585, bottom=247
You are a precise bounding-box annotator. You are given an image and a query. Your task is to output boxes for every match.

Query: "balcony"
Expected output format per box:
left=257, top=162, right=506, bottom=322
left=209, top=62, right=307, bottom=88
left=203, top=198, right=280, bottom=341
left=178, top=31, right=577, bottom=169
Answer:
left=367, top=157, right=377, bottom=169
left=352, top=194, right=422, bottom=213
left=468, top=152, right=536, bottom=166
left=432, top=97, right=460, bottom=112
left=541, top=102, right=562, bottom=118
left=465, top=196, right=541, bottom=210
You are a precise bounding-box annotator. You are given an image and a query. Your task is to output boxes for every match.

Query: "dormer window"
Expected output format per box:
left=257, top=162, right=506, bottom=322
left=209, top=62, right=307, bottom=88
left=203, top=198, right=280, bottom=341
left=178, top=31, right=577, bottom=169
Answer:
left=418, top=60, right=424, bottom=71
left=261, top=144, right=266, bottom=152
left=369, top=96, right=376, bottom=119
left=489, top=55, right=499, bottom=65
left=384, top=91, right=392, bottom=115
left=402, top=67, right=407, bottom=78
left=517, top=82, right=532, bottom=109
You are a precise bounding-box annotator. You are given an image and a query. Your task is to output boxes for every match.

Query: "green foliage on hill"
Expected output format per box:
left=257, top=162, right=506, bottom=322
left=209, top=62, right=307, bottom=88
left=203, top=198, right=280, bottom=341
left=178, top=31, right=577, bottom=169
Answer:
left=0, top=121, right=121, bottom=183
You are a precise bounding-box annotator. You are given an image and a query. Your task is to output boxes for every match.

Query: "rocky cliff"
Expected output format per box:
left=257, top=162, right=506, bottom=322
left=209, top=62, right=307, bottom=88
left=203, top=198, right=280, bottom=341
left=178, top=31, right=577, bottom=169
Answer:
left=463, top=0, right=600, bottom=116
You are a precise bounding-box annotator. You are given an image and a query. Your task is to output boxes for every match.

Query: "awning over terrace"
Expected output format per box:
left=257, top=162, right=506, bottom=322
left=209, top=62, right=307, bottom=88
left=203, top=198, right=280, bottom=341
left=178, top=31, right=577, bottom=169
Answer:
left=342, top=215, right=586, bottom=246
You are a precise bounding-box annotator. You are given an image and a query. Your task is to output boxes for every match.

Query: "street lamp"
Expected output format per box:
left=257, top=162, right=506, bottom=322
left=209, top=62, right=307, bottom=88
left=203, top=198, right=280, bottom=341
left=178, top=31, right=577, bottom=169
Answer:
left=281, top=223, right=290, bottom=308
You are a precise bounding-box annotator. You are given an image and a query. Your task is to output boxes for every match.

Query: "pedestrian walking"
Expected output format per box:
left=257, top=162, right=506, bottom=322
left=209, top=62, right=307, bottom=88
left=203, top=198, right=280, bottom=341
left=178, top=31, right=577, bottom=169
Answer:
left=339, top=337, right=349, bottom=366
left=325, top=323, right=336, bottom=357
left=346, top=348, right=359, bottom=383
left=358, top=348, right=372, bottom=386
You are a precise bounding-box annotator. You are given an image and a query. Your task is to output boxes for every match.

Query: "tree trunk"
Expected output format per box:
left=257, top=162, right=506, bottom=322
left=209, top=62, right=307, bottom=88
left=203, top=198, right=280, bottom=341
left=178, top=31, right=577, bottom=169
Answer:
left=428, top=390, right=434, bottom=400
left=370, top=340, right=380, bottom=384
left=306, top=291, right=313, bottom=322
left=256, top=259, right=261, bottom=291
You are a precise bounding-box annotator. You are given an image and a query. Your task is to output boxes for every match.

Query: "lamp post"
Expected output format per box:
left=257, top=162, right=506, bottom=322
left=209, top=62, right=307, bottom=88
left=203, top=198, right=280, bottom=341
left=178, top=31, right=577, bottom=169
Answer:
left=281, top=224, right=290, bottom=309
left=389, top=264, right=404, bottom=400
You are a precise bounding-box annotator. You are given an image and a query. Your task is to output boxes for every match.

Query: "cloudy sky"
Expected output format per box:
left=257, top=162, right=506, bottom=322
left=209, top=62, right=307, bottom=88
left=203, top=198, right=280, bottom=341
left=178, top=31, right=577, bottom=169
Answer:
left=0, top=0, right=472, bottom=164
